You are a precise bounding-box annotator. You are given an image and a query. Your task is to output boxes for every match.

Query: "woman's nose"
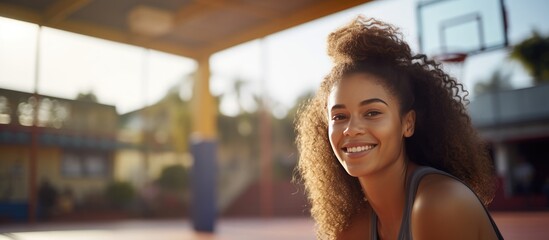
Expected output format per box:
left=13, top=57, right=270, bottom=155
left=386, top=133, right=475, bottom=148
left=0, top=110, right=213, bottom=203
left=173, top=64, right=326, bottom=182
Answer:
left=343, top=117, right=365, bottom=136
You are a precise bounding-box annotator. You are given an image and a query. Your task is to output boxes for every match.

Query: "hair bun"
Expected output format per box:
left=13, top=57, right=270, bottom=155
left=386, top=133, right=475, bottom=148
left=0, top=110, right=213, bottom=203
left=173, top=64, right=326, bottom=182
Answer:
left=327, top=16, right=412, bottom=64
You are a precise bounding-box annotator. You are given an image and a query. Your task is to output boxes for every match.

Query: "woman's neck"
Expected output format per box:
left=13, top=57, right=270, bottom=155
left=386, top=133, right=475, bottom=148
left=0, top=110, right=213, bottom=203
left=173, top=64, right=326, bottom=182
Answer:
left=358, top=160, right=417, bottom=239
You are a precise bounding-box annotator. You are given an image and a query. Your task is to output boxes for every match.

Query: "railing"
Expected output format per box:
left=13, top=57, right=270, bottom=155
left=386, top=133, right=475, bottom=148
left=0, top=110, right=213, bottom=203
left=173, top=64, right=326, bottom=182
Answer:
left=0, top=88, right=118, bottom=135
left=468, top=83, right=549, bottom=128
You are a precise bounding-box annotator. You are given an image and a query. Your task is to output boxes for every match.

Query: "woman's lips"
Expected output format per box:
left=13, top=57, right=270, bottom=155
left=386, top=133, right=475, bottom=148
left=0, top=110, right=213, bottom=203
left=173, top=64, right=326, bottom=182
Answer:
left=343, top=144, right=376, bottom=153
left=341, top=144, right=377, bottom=159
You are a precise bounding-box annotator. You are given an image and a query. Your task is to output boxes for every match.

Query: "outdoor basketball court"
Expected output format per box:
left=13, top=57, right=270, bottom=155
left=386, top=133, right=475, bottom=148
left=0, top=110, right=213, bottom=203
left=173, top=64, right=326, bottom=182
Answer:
left=0, top=211, right=547, bottom=240
left=0, top=1, right=544, bottom=239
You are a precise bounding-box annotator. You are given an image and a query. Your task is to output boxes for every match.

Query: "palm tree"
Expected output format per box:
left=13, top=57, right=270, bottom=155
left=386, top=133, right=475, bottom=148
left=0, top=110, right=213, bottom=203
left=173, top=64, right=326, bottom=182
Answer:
left=510, top=31, right=549, bottom=83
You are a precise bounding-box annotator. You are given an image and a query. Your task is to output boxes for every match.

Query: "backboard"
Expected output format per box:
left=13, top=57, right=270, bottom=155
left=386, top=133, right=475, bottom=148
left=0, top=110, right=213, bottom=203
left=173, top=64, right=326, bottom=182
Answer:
left=417, top=0, right=508, bottom=58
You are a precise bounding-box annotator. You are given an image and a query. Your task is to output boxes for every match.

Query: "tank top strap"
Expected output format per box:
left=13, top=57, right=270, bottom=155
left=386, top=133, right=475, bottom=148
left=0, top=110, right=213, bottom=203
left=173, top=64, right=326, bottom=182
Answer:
left=397, top=166, right=448, bottom=239
left=370, top=209, right=378, bottom=240
left=368, top=166, right=503, bottom=239
left=398, top=166, right=504, bottom=240
left=369, top=167, right=438, bottom=240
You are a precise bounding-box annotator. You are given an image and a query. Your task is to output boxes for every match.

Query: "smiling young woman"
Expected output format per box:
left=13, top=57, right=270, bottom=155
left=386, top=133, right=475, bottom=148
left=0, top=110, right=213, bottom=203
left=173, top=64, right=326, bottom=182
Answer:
left=327, top=73, right=414, bottom=179
left=295, top=16, right=504, bottom=240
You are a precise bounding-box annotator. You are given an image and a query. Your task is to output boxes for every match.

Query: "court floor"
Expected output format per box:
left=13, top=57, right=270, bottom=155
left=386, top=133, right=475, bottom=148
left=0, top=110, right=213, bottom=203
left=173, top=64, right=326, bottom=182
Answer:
left=0, top=211, right=547, bottom=240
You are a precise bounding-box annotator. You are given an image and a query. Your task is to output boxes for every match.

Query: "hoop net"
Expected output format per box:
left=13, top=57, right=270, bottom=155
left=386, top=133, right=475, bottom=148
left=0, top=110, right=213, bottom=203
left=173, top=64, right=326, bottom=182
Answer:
left=433, top=52, right=468, bottom=82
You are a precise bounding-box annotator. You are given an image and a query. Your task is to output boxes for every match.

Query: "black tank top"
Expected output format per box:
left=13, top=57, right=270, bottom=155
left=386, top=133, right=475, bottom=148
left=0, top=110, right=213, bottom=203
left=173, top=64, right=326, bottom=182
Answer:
left=369, top=166, right=504, bottom=240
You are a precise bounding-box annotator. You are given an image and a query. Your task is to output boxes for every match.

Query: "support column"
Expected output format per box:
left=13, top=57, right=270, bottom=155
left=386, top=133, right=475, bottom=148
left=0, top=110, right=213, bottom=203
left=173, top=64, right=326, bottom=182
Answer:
left=190, top=57, right=217, bottom=233
left=494, top=142, right=511, bottom=197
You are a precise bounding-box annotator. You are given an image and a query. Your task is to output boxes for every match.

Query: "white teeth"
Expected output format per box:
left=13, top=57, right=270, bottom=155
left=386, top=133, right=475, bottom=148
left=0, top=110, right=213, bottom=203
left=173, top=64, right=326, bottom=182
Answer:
left=346, top=145, right=374, bottom=153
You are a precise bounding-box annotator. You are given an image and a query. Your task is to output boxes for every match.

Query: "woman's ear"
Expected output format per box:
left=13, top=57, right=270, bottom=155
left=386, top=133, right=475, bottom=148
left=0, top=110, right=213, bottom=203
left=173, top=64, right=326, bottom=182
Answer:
left=403, top=110, right=415, bottom=138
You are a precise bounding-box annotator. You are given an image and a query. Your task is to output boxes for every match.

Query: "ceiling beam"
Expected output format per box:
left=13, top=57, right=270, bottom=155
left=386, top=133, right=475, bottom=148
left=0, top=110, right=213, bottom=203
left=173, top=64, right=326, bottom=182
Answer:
left=197, top=0, right=280, bottom=19
left=44, top=0, right=93, bottom=24
left=0, top=0, right=373, bottom=60
left=125, top=1, right=212, bottom=54
left=49, top=20, right=202, bottom=58
left=0, top=2, right=200, bottom=58
left=173, top=1, right=211, bottom=25
left=0, top=3, right=43, bottom=24
left=198, top=0, right=372, bottom=57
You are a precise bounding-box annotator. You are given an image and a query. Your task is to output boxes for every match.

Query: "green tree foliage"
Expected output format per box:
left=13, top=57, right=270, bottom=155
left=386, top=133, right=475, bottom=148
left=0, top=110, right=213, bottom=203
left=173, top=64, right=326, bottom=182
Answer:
left=157, top=164, right=187, bottom=192
left=76, top=91, right=98, bottom=102
left=511, top=31, right=549, bottom=83
left=105, top=181, right=135, bottom=207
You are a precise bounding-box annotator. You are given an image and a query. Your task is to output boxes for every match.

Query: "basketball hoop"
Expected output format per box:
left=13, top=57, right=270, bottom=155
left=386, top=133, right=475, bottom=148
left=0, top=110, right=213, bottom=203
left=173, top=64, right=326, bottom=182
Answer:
left=433, top=52, right=468, bottom=63
left=433, top=52, right=468, bottom=82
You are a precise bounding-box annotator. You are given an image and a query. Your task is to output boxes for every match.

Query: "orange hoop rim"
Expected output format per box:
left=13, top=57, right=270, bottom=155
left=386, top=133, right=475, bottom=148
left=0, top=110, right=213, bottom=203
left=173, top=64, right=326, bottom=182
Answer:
left=433, top=52, right=468, bottom=63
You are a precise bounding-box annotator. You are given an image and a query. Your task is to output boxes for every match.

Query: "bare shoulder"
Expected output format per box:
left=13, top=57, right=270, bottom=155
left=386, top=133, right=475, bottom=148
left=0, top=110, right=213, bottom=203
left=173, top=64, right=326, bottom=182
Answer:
left=411, top=174, right=498, bottom=240
left=336, top=206, right=372, bottom=240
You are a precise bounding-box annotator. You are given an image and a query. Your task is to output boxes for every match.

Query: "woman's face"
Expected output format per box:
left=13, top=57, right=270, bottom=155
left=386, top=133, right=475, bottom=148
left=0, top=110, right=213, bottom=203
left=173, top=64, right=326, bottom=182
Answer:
left=327, top=73, right=415, bottom=177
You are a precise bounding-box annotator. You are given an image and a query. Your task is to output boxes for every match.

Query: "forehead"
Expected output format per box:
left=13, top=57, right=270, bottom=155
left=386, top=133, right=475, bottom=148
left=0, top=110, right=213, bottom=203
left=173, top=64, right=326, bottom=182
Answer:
left=328, top=73, right=396, bottom=105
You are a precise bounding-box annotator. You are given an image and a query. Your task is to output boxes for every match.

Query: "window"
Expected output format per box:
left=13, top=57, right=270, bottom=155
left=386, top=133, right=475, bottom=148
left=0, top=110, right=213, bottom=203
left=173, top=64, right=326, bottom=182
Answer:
left=61, top=153, right=82, bottom=177
left=0, top=96, right=11, bottom=124
left=61, top=152, right=109, bottom=178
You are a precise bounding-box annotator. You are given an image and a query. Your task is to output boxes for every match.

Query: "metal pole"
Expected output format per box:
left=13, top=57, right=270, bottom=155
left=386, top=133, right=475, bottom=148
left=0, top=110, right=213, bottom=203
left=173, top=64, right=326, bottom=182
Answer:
left=141, top=48, right=150, bottom=186
left=29, top=25, right=42, bottom=223
left=500, top=0, right=509, bottom=48
left=477, top=15, right=485, bottom=51
left=259, top=38, right=273, bottom=218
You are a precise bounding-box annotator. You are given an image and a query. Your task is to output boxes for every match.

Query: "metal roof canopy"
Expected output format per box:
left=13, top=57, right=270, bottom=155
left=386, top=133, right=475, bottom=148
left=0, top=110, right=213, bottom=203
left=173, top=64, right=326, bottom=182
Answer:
left=0, top=0, right=371, bottom=59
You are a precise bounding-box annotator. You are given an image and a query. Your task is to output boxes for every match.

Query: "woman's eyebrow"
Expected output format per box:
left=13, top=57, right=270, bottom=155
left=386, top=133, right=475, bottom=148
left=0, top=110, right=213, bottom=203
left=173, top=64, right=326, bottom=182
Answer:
left=330, top=104, right=345, bottom=110
left=330, top=98, right=387, bottom=111
left=360, top=98, right=388, bottom=106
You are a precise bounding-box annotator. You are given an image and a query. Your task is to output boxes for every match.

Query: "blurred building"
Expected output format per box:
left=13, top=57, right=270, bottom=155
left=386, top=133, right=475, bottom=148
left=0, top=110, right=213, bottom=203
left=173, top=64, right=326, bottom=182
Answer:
left=0, top=88, right=118, bottom=221
left=0, top=85, right=307, bottom=222
left=0, top=88, right=196, bottom=221
left=469, top=83, right=549, bottom=210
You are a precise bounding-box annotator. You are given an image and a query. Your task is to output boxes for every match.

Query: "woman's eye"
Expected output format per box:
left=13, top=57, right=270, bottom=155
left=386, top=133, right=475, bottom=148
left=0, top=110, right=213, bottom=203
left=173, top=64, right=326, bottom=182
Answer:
left=365, top=111, right=381, bottom=117
left=332, top=114, right=346, bottom=121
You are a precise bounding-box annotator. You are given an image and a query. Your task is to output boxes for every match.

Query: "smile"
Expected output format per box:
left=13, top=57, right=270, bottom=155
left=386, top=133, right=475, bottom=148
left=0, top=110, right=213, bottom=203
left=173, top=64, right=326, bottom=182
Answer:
left=343, top=145, right=376, bottom=153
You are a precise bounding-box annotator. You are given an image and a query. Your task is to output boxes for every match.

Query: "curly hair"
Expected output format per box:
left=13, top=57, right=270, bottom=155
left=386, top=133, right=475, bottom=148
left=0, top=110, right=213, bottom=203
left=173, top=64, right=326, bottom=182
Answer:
left=295, top=16, right=496, bottom=239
